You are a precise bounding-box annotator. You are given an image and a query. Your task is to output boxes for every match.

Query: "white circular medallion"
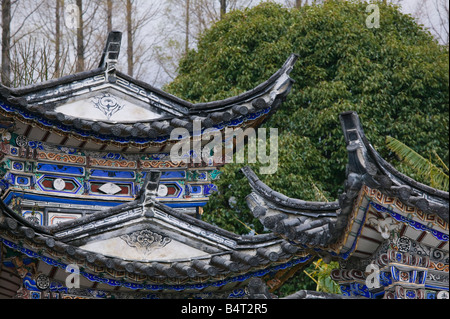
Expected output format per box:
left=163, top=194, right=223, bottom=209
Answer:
left=157, top=184, right=168, bottom=197
left=53, top=178, right=66, bottom=191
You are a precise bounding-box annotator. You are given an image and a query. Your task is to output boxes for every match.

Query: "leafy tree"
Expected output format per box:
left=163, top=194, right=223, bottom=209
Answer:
left=166, top=0, right=449, bottom=234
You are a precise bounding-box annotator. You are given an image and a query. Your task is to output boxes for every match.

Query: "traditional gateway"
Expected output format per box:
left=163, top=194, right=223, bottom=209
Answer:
left=0, top=32, right=448, bottom=299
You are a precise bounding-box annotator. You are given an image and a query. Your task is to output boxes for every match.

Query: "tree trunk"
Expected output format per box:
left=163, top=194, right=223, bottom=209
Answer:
left=76, top=0, right=85, bottom=72
left=220, top=0, right=226, bottom=20
left=1, top=0, right=12, bottom=87
left=107, top=0, right=113, bottom=33
left=295, top=0, right=303, bottom=8
left=55, top=0, right=61, bottom=77
left=185, top=0, right=190, bottom=55
left=126, top=0, right=133, bottom=76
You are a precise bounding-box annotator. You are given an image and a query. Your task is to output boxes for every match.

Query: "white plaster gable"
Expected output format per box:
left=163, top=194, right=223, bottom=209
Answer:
left=80, top=229, right=209, bottom=261
left=55, top=90, right=164, bottom=123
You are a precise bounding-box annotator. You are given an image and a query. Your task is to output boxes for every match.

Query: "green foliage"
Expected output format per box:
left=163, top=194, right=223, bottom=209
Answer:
left=275, top=258, right=341, bottom=297
left=302, top=259, right=342, bottom=294
left=276, top=265, right=316, bottom=297
left=167, top=0, right=449, bottom=235
left=386, top=136, right=449, bottom=191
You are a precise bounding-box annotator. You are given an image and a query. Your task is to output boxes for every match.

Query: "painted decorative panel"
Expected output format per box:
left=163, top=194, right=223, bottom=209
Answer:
left=203, top=184, right=218, bottom=196
left=47, top=212, right=81, bottom=225
left=36, top=163, right=85, bottom=176
left=11, top=161, right=25, bottom=172
left=89, top=181, right=133, bottom=197
left=186, top=184, right=203, bottom=196
left=157, top=182, right=183, bottom=199
left=36, top=151, right=86, bottom=165
left=89, top=158, right=136, bottom=169
left=36, top=175, right=82, bottom=194
left=89, top=169, right=135, bottom=180
left=159, top=171, right=186, bottom=180
left=22, top=210, right=44, bottom=226
left=10, top=174, right=31, bottom=187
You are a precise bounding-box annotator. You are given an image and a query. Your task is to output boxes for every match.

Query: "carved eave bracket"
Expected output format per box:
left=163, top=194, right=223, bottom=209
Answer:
left=139, top=170, right=162, bottom=217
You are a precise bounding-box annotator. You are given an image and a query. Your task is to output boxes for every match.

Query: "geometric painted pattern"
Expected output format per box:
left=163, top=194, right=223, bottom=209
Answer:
left=364, top=186, right=448, bottom=231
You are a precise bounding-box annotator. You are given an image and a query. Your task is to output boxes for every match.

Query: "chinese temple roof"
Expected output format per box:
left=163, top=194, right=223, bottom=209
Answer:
left=0, top=28, right=448, bottom=299
left=0, top=31, right=297, bottom=229
left=0, top=170, right=309, bottom=298
left=244, top=111, right=448, bottom=251
left=244, top=111, right=449, bottom=299
left=0, top=32, right=303, bottom=298
left=2, top=110, right=447, bottom=299
left=1, top=110, right=448, bottom=299
left=0, top=31, right=297, bottom=151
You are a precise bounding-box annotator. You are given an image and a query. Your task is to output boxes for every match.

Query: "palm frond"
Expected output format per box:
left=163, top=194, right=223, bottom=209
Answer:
left=386, top=136, right=449, bottom=192
left=432, top=150, right=449, bottom=173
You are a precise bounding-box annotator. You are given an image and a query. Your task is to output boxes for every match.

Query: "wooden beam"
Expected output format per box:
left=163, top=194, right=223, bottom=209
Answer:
left=416, top=231, right=427, bottom=243
left=399, top=224, right=407, bottom=238
left=48, top=266, right=58, bottom=279
left=23, top=125, right=32, bottom=138
left=353, top=250, right=372, bottom=256
left=41, top=130, right=51, bottom=142
left=360, top=234, right=383, bottom=245
left=0, top=274, right=20, bottom=288
left=60, top=136, right=69, bottom=146
left=0, top=290, right=14, bottom=298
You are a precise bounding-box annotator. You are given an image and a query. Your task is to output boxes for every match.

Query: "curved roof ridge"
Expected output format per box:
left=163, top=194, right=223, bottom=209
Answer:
left=0, top=196, right=52, bottom=235
left=189, top=53, right=299, bottom=111
left=5, top=67, right=106, bottom=96
left=3, top=54, right=297, bottom=113
left=0, top=189, right=279, bottom=246
left=339, top=111, right=449, bottom=221
left=241, top=166, right=340, bottom=213
left=367, top=141, right=449, bottom=200
left=1, top=54, right=297, bottom=145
